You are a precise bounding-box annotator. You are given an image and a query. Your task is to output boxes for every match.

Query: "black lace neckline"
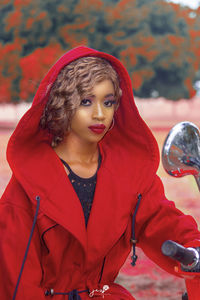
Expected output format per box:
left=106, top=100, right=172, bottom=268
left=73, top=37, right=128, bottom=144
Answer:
left=60, top=155, right=102, bottom=226
left=60, top=155, right=101, bottom=181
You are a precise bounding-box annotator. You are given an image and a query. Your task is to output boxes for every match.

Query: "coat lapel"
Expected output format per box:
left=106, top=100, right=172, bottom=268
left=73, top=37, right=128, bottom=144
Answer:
left=86, top=161, right=136, bottom=265
left=41, top=168, right=87, bottom=253
left=19, top=142, right=87, bottom=253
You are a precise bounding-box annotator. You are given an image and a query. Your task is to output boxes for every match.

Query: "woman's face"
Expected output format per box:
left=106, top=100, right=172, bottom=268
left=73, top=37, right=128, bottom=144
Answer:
left=69, top=79, right=116, bottom=144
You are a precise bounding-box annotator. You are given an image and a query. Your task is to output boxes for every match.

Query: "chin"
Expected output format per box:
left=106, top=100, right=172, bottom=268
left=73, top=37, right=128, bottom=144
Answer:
left=88, top=135, right=105, bottom=144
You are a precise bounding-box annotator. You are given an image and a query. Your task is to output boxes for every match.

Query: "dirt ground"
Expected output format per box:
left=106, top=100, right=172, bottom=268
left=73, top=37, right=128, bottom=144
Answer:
left=0, top=126, right=199, bottom=300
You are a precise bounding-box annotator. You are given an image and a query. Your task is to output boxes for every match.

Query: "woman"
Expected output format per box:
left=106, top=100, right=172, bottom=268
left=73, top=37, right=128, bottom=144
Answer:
left=0, top=46, right=200, bottom=299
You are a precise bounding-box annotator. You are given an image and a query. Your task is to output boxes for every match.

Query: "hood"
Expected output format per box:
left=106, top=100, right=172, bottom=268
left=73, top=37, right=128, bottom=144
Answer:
left=7, top=46, right=159, bottom=199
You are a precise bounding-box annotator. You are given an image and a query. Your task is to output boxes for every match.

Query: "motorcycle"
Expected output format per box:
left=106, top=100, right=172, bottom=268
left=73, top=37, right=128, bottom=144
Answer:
left=161, top=121, right=200, bottom=300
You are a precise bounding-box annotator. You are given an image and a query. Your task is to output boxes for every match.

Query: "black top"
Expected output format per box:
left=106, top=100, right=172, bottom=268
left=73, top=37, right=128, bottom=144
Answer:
left=60, top=155, right=101, bottom=226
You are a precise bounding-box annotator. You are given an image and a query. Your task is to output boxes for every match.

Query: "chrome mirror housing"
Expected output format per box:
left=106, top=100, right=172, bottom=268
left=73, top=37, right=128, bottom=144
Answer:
left=162, top=121, right=200, bottom=191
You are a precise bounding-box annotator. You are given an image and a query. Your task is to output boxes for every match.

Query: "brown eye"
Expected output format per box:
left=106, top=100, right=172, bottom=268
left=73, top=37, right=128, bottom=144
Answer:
left=104, top=100, right=116, bottom=107
left=80, top=99, right=92, bottom=106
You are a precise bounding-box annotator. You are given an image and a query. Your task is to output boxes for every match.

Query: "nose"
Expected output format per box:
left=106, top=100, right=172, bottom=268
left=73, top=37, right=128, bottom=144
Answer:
left=92, top=102, right=105, bottom=121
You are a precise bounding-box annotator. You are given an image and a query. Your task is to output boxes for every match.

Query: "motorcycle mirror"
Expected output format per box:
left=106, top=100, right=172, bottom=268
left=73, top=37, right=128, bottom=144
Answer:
left=162, top=121, right=200, bottom=191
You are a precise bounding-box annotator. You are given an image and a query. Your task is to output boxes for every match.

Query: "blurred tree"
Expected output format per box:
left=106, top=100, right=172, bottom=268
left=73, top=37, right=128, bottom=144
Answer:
left=0, top=0, right=199, bottom=102
left=0, top=2, right=14, bottom=44
left=104, top=0, right=199, bottom=99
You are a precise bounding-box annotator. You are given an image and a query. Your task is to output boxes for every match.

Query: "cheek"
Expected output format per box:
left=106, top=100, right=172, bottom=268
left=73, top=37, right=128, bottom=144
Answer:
left=71, top=110, right=89, bottom=130
left=106, top=108, right=115, bottom=123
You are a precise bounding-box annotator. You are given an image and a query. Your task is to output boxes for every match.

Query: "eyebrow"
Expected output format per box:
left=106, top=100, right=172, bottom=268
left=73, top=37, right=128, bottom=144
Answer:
left=88, top=93, right=115, bottom=98
left=105, top=93, right=115, bottom=98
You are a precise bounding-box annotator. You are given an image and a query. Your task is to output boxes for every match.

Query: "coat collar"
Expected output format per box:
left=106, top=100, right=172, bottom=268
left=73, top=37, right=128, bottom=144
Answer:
left=18, top=142, right=88, bottom=253
left=14, top=141, right=145, bottom=260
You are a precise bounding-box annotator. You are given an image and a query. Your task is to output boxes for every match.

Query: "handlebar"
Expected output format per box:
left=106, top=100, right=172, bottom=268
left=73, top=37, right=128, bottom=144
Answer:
left=162, top=240, right=200, bottom=300
left=161, top=240, right=199, bottom=270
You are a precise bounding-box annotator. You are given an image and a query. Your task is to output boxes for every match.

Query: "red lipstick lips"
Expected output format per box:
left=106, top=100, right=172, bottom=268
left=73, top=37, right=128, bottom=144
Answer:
left=88, top=124, right=106, bottom=134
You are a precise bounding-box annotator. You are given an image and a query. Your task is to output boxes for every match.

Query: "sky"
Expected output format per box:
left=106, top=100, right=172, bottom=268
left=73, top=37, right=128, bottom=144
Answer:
left=166, top=0, right=200, bottom=9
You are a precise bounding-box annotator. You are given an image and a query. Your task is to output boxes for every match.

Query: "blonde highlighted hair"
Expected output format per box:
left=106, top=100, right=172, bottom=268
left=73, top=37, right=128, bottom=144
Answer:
left=40, top=56, right=122, bottom=146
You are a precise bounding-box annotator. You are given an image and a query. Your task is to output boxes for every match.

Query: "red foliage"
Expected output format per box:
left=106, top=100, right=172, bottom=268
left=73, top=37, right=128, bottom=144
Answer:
left=14, top=0, right=32, bottom=7
left=1, top=0, right=199, bottom=101
left=74, top=0, right=103, bottom=12
left=0, top=40, right=22, bottom=102
left=184, top=78, right=196, bottom=98
left=5, top=10, right=22, bottom=31
left=106, top=0, right=133, bottom=19
left=89, top=0, right=103, bottom=9
left=19, top=44, right=63, bottom=101
left=25, top=11, right=47, bottom=30
left=25, top=17, right=35, bottom=30
left=118, top=0, right=132, bottom=10
left=37, top=11, right=46, bottom=20
left=0, top=79, right=11, bottom=103
left=60, top=21, right=90, bottom=32
left=190, top=30, right=199, bottom=39
left=1, top=0, right=11, bottom=4
left=132, top=73, right=143, bottom=90
left=121, top=47, right=137, bottom=66
left=59, top=22, right=89, bottom=48
left=168, top=35, right=184, bottom=46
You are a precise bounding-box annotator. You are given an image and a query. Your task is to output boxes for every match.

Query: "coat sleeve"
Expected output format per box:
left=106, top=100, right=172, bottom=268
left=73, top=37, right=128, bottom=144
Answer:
left=136, top=175, right=200, bottom=276
left=0, top=189, right=46, bottom=299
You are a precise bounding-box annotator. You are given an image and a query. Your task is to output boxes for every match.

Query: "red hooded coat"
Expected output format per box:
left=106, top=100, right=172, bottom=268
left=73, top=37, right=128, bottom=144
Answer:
left=0, top=46, right=200, bottom=300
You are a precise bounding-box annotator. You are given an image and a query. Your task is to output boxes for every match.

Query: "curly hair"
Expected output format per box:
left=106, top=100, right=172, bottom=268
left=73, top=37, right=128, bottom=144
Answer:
left=40, top=56, right=122, bottom=147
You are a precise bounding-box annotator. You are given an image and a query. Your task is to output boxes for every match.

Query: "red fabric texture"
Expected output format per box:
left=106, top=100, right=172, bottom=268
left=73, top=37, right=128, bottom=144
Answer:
left=1, top=46, right=200, bottom=299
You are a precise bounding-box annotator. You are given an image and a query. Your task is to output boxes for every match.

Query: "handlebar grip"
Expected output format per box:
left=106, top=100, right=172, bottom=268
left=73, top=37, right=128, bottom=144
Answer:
left=161, top=240, right=198, bottom=266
